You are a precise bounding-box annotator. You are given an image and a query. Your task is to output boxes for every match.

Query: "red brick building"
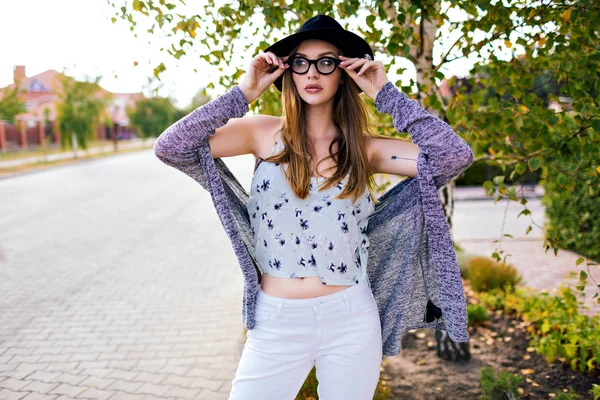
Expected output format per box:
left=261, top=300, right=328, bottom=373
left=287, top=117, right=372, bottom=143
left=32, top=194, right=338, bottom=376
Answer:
left=0, top=65, right=145, bottom=151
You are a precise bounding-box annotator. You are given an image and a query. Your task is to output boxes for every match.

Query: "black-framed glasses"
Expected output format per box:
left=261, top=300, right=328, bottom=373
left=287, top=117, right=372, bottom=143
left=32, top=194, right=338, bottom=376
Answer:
left=287, top=56, right=341, bottom=75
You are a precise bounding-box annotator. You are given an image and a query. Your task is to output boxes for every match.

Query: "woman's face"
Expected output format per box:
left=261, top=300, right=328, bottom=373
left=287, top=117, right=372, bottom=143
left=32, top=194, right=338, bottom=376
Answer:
left=291, top=39, right=343, bottom=105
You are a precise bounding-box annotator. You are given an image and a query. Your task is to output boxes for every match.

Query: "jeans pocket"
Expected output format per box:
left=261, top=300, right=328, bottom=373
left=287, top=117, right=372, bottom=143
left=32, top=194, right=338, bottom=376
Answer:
left=254, top=300, right=282, bottom=325
left=347, top=290, right=378, bottom=315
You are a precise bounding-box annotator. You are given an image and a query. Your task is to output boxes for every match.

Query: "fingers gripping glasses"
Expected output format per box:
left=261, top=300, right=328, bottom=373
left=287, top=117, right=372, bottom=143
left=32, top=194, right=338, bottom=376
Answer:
left=287, top=56, right=341, bottom=75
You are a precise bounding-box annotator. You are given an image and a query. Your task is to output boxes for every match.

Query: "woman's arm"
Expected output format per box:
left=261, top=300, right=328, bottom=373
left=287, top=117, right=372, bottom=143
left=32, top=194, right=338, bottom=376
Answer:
left=153, top=85, right=250, bottom=183
left=373, top=81, right=473, bottom=188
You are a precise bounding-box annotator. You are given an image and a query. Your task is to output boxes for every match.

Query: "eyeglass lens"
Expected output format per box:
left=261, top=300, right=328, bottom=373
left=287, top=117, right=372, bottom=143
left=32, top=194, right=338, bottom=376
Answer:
left=291, top=57, right=337, bottom=74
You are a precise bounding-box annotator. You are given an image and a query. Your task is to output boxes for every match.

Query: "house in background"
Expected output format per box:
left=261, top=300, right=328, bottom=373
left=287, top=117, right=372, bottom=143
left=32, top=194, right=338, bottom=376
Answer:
left=0, top=65, right=145, bottom=150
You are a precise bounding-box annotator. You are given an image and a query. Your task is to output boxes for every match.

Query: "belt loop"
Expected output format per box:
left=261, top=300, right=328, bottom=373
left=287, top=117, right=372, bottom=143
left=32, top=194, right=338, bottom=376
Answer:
left=342, top=291, right=350, bottom=310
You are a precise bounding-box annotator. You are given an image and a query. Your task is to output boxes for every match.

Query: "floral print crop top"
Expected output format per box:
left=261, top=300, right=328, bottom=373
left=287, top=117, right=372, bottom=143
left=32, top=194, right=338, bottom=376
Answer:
left=247, top=132, right=375, bottom=286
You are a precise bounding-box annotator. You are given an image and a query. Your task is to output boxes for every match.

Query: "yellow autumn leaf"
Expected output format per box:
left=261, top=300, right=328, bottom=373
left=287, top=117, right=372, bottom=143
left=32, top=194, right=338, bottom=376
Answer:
left=519, top=104, right=530, bottom=113
left=520, top=368, right=535, bottom=375
left=561, top=8, right=572, bottom=23
left=596, top=166, right=600, bottom=174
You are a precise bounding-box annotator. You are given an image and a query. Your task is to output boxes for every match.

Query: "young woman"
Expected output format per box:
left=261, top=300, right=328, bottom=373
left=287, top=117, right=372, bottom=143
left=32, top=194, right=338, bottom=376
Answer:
left=155, top=13, right=472, bottom=400
left=204, top=15, right=418, bottom=400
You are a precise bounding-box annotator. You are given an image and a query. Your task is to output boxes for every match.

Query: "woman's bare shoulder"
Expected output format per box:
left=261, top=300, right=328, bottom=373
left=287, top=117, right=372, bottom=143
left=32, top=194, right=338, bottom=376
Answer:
left=254, top=115, right=283, bottom=159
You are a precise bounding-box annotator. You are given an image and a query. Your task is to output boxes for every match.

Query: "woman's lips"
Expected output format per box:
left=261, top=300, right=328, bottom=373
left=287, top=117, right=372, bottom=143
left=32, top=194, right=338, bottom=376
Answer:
left=305, top=87, right=323, bottom=93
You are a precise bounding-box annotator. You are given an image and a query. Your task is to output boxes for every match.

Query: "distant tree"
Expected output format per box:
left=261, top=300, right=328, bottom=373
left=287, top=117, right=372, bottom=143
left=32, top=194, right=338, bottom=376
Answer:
left=126, top=96, right=178, bottom=139
left=186, top=88, right=211, bottom=113
left=0, top=82, right=27, bottom=124
left=55, top=73, right=111, bottom=154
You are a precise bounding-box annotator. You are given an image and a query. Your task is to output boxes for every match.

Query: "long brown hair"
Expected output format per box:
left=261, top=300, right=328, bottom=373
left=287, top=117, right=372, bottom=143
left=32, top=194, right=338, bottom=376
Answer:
left=264, top=43, right=382, bottom=205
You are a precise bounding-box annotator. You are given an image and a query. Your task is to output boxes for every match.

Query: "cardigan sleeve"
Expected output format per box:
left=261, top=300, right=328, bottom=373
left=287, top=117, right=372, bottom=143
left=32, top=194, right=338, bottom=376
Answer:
left=374, top=81, right=474, bottom=189
left=153, top=85, right=250, bottom=185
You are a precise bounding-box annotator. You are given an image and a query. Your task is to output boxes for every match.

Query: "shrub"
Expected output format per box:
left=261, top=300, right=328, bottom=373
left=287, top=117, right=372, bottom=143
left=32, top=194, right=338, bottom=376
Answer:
left=479, top=366, right=524, bottom=400
left=542, top=153, right=600, bottom=261
left=464, top=256, right=522, bottom=292
left=467, top=304, right=490, bottom=327
left=591, top=384, right=600, bottom=400
left=475, top=284, right=600, bottom=374
left=554, top=387, right=579, bottom=399
left=518, top=286, right=600, bottom=373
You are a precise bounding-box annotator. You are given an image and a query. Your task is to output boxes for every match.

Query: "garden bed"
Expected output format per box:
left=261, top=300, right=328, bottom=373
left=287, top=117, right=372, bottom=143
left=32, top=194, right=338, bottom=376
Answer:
left=380, top=310, right=599, bottom=399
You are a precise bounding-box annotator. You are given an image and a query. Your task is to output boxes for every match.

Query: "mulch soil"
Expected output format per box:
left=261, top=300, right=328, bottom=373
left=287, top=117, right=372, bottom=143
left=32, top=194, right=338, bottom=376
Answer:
left=380, top=297, right=599, bottom=399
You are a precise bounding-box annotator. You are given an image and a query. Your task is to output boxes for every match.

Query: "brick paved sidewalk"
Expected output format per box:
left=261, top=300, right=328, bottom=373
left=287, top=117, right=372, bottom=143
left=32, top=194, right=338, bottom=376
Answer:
left=0, top=151, right=249, bottom=400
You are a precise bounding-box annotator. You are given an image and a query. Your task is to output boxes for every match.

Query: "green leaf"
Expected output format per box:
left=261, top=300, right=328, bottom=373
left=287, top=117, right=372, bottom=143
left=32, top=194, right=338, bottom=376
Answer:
left=366, top=15, right=376, bottom=28
left=515, top=162, right=526, bottom=175
left=514, top=116, right=523, bottom=128
left=528, top=157, right=541, bottom=171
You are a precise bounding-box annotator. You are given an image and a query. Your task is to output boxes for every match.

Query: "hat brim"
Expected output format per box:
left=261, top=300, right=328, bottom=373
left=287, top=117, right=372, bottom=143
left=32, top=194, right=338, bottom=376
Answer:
left=264, top=28, right=373, bottom=93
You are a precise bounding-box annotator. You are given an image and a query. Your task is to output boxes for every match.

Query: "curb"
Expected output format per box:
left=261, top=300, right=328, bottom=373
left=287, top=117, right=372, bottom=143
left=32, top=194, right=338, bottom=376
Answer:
left=0, top=144, right=154, bottom=181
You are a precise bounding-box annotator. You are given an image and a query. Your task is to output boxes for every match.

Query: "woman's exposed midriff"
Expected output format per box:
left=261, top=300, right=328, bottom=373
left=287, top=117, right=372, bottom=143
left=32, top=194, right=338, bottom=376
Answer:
left=260, top=274, right=353, bottom=299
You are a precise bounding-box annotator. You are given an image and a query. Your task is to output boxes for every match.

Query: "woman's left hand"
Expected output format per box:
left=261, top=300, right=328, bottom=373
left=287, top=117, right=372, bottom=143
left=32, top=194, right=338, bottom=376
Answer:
left=339, top=55, right=390, bottom=101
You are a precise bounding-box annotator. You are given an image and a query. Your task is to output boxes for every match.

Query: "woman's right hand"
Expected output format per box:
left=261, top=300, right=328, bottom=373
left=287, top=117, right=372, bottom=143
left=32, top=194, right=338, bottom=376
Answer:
left=238, top=51, right=289, bottom=103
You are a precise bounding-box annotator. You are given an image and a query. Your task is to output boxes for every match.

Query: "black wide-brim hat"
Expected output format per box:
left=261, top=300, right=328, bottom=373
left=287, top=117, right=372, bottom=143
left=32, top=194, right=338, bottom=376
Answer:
left=263, top=14, right=374, bottom=93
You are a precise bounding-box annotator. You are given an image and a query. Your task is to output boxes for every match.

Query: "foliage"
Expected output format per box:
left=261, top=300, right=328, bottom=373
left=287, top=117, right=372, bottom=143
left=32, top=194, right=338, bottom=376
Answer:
left=554, top=387, right=579, bottom=400
left=591, top=383, right=600, bottom=400
left=444, top=2, right=600, bottom=294
left=455, top=159, right=539, bottom=186
left=476, top=284, right=600, bottom=374
left=467, top=304, right=490, bottom=327
left=479, top=366, right=523, bottom=400
left=0, top=82, right=27, bottom=124
left=542, top=151, right=600, bottom=291
left=55, top=73, right=110, bottom=151
left=464, top=256, right=522, bottom=293
left=126, top=96, right=179, bottom=139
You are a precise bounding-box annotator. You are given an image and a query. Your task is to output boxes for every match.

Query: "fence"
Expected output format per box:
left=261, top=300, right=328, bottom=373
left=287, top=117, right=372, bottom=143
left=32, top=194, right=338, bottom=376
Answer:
left=0, top=120, right=138, bottom=152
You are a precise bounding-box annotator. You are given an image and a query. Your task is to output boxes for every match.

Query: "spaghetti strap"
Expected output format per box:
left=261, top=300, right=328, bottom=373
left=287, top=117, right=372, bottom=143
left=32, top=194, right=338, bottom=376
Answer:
left=254, top=129, right=283, bottom=174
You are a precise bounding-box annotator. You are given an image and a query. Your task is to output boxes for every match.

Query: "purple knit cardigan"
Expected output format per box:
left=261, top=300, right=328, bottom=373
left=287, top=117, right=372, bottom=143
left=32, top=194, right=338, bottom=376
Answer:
left=154, top=82, right=474, bottom=356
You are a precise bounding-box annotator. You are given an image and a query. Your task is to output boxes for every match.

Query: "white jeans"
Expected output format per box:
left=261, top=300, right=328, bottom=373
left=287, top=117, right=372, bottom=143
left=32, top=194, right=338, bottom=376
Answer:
left=229, top=277, right=383, bottom=400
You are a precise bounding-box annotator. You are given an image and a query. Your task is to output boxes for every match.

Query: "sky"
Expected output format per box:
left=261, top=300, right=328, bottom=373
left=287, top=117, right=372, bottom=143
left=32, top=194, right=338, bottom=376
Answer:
left=0, top=0, right=481, bottom=109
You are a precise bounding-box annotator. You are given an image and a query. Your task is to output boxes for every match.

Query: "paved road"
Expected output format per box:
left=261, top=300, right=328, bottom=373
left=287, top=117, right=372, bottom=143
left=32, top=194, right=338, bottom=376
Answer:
left=0, top=149, right=253, bottom=400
